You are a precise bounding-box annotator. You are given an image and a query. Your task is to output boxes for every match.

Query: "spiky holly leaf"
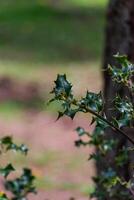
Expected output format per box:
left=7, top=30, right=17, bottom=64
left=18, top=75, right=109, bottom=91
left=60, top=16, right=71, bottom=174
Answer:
left=0, top=164, right=15, bottom=178
left=80, top=91, right=103, bottom=113
left=76, top=127, right=90, bottom=138
left=113, top=96, right=134, bottom=128
left=76, top=127, right=86, bottom=136
left=64, top=108, right=79, bottom=119
left=5, top=168, right=36, bottom=198
left=52, top=74, right=72, bottom=99
left=89, top=153, right=100, bottom=161
left=108, top=54, right=134, bottom=86
left=90, top=118, right=109, bottom=146
left=74, top=139, right=89, bottom=147
left=0, top=136, right=28, bottom=155
left=114, top=54, right=128, bottom=67
left=114, top=96, right=134, bottom=116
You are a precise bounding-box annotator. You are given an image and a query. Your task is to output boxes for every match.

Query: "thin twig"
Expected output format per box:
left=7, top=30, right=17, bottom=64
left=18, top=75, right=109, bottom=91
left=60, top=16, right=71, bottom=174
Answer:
left=87, top=107, right=134, bottom=144
left=73, top=101, right=134, bottom=145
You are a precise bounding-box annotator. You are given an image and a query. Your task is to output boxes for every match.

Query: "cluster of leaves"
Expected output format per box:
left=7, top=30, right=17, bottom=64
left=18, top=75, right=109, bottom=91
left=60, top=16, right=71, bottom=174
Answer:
left=108, top=54, right=134, bottom=89
left=113, top=95, right=134, bottom=128
left=0, top=136, right=36, bottom=200
left=5, top=168, right=36, bottom=200
left=0, top=136, right=28, bottom=155
left=50, top=54, right=134, bottom=199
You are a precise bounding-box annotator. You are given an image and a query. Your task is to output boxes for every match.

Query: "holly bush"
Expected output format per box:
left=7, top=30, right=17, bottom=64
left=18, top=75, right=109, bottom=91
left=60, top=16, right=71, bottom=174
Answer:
left=50, top=54, right=134, bottom=199
left=0, top=136, right=36, bottom=200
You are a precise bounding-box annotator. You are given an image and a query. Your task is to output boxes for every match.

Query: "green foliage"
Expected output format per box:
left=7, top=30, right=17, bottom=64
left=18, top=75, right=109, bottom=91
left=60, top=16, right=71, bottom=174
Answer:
left=0, top=164, right=15, bottom=178
left=0, top=136, right=28, bottom=154
left=5, top=168, right=36, bottom=200
left=0, top=136, right=36, bottom=200
left=0, top=193, right=9, bottom=200
left=108, top=54, right=134, bottom=88
left=51, top=54, right=134, bottom=199
left=52, top=74, right=72, bottom=99
left=112, top=95, right=134, bottom=128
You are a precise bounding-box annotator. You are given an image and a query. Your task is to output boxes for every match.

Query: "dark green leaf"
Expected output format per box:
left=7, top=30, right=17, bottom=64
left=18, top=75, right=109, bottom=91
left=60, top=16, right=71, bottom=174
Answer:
left=76, top=127, right=89, bottom=137
left=0, top=136, right=28, bottom=155
left=114, top=53, right=128, bottom=67
left=74, top=139, right=89, bottom=147
left=80, top=91, right=103, bottom=113
left=52, top=74, right=72, bottom=98
left=5, top=168, right=36, bottom=199
left=0, top=164, right=15, bottom=178
left=89, top=153, right=100, bottom=161
left=64, top=108, right=78, bottom=119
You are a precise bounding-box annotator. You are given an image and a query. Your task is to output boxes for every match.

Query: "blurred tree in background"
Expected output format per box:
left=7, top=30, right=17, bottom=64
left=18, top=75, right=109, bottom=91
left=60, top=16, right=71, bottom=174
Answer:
left=102, top=0, right=134, bottom=199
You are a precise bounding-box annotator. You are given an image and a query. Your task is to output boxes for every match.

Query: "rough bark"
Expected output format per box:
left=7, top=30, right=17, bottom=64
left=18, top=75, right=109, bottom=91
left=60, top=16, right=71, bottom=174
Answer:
left=103, top=0, right=134, bottom=99
left=101, top=0, right=134, bottom=199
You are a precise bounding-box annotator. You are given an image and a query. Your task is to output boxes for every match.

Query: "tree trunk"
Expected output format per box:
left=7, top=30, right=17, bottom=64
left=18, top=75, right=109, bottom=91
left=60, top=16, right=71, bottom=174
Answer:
left=100, top=0, right=134, bottom=199
left=103, top=0, right=134, bottom=98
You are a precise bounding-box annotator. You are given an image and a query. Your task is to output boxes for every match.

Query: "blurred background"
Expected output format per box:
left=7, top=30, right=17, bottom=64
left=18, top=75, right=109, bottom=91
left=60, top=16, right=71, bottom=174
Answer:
left=0, top=0, right=108, bottom=199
